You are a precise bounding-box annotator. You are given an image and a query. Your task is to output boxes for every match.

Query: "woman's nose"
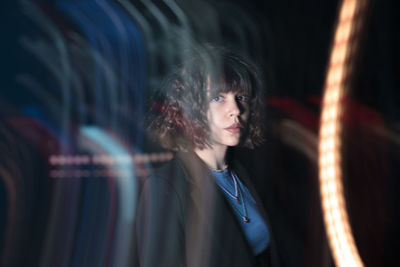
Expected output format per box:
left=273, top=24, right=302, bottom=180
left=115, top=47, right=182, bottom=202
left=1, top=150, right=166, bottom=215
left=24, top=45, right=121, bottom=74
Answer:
left=227, top=99, right=240, bottom=116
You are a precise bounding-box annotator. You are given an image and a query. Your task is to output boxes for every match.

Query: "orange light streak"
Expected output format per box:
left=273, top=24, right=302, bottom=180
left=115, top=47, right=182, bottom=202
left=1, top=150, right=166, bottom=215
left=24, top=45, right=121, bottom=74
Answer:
left=319, top=0, right=367, bottom=266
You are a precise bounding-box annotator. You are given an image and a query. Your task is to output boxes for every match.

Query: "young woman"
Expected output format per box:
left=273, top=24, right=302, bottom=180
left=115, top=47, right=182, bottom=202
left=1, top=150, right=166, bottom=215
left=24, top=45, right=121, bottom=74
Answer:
left=135, top=46, right=278, bottom=267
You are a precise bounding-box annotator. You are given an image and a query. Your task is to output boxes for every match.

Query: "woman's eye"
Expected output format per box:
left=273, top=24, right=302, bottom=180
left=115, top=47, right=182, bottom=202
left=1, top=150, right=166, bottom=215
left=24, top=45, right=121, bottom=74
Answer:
left=211, top=96, right=223, bottom=102
left=236, top=95, right=249, bottom=102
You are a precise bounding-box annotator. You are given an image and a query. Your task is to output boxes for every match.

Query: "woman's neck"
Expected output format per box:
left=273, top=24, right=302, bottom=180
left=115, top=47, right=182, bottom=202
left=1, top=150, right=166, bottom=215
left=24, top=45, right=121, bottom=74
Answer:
left=194, top=145, right=228, bottom=171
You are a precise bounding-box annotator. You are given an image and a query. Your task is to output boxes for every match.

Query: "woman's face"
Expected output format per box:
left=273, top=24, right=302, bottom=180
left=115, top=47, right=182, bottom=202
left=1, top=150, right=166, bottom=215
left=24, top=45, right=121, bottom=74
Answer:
left=207, top=91, right=250, bottom=148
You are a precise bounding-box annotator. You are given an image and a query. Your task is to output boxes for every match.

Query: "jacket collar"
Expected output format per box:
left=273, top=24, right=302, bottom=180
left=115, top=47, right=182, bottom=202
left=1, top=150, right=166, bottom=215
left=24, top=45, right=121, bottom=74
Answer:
left=174, top=151, right=269, bottom=221
left=176, top=150, right=272, bottom=237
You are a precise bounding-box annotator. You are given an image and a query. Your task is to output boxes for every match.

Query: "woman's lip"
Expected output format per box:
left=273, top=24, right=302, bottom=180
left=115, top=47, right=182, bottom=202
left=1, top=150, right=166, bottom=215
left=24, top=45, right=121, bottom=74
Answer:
left=225, top=126, right=242, bottom=134
left=226, top=123, right=242, bottom=128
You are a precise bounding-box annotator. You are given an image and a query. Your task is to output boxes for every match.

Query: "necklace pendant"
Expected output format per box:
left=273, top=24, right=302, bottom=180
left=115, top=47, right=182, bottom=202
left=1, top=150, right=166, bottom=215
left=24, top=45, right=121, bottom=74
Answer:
left=236, top=198, right=240, bottom=204
left=243, top=217, right=250, bottom=223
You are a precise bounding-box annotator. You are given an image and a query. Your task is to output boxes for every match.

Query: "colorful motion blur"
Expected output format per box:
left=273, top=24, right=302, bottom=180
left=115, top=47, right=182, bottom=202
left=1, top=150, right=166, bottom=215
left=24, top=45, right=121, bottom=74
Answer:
left=1, top=0, right=272, bottom=266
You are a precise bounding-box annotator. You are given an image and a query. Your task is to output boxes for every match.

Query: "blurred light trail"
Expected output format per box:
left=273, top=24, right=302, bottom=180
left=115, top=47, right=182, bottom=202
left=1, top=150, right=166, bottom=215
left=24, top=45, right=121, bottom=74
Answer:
left=48, top=152, right=173, bottom=178
left=319, top=0, right=367, bottom=266
left=56, top=0, right=147, bottom=146
left=80, top=126, right=135, bottom=267
left=48, top=152, right=173, bottom=166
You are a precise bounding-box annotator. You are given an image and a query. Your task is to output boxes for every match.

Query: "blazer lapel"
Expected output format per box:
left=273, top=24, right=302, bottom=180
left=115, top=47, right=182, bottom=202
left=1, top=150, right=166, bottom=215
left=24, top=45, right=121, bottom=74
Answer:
left=176, top=152, right=213, bottom=211
left=232, top=160, right=270, bottom=223
left=176, top=152, right=222, bottom=266
left=232, top=159, right=280, bottom=266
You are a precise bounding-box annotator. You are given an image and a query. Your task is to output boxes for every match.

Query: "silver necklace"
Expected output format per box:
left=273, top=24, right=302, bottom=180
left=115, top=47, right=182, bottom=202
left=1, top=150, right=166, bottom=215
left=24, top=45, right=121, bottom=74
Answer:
left=232, top=172, right=249, bottom=223
left=217, top=170, right=249, bottom=223
left=217, top=170, right=240, bottom=204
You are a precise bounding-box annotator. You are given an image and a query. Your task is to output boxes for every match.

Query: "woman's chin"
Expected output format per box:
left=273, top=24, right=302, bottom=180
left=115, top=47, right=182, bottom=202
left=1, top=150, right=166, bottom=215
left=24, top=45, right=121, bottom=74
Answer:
left=224, top=139, right=241, bottom=147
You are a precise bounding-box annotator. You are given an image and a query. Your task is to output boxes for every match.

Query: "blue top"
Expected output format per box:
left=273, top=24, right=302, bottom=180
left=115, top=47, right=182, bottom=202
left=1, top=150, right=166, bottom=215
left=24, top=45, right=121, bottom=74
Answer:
left=210, top=168, right=270, bottom=255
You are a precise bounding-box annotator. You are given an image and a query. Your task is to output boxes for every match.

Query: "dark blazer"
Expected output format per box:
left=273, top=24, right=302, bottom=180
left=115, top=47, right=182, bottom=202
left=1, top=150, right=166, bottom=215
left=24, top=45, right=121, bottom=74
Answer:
left=135, top=151, right=279, bottom=267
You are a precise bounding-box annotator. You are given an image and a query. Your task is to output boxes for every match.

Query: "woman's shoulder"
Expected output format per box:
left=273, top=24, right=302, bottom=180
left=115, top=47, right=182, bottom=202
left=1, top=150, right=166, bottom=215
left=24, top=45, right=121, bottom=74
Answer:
left=151, top=156, right=182, bottom=179
left=140, top=155, right=190, bottom=198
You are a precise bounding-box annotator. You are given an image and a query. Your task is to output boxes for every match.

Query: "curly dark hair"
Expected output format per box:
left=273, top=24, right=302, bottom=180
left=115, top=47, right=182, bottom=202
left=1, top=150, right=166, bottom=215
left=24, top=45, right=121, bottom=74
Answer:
left=147, top=46, right=265, bottom=151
